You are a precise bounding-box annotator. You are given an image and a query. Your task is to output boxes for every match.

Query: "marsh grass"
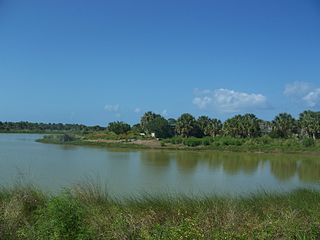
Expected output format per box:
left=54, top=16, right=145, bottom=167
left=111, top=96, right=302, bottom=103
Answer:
left=0, top=182, right=319, bottom=239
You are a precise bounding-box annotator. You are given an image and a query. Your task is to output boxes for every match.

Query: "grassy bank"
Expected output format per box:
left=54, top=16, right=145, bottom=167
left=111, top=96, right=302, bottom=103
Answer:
left=37, top=133, right=320, bottom=154
left=0, top=184, right=319, bottom=240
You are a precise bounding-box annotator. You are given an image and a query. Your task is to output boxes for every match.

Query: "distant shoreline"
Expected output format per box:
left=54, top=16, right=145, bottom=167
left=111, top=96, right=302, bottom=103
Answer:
left=37, top=135, right=320, bottom=155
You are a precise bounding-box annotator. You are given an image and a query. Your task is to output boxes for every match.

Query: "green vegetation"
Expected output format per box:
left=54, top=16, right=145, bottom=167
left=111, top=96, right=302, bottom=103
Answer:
left=0, top=184, right=319, bottom=239
left=0, top=121, right=104, bottom=134
left=140, top=112, right=173, bottom=138
left=162, top=135, right=320, bottom=153
left=107, top=121, right=131, bottom=135
left=37, top=134, right=78, bottom=144
left=4, top=110, right=320, bottom=153
left=33, top=111, right=320, bottom=153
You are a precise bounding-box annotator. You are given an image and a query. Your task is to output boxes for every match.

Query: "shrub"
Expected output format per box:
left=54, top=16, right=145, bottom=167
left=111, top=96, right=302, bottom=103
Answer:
left=169, top=136, right=184, bottom=144
left=216, top=136, right=243, bottom=146
left=25, top=194, right=91, bottom=240
left=301, top=138, right=315, bottom=147
left=107, top=121, right=131, bottom=135
left=183, top=137, right=203, bottom=147
left=41, top=134, right=76, bottom=143
left=258, top=135, right=273, bottom=145
left=201, top=137, right=212, bottom=146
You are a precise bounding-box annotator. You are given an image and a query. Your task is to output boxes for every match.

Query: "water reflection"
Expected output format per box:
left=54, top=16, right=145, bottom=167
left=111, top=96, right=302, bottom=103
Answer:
left=175, top=151, right=202, bottom=173
left=139, top=150, right=320, bottom=183
left=140, top=150, right=171, bottom=168
left=270, top=159, right=297, bottom=181
left=1, top=134, right=319, bottom=196
left=298, top=159, right=320, bottom=183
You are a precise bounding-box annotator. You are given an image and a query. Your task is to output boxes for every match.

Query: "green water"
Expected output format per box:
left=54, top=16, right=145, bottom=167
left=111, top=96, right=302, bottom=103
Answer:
left=0, top=134, right=319, bottom=197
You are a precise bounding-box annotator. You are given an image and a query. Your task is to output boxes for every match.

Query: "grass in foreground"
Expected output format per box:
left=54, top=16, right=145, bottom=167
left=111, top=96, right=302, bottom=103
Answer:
left=0, top=184, right=319, bottom=239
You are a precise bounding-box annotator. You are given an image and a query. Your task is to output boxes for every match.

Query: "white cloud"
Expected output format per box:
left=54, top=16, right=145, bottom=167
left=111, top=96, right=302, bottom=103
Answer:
left=284, top=81, right=312, bottom=97
left=302, top=88, right=320, bottom=107
left=104, top=104, right=119, bottom=112
left=134, top=108, right=141, bottom=114
left=192, top=96, right=212, bottom=109
left=193, top=88, right=268, bottom=113
left=284, top=82, right=320, bottom=108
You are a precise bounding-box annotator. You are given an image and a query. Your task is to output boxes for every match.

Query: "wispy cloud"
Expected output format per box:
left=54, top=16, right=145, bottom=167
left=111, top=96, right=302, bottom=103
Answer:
left=284, top=81, right=312, bottom=97
left=193, top=88, right=268, bottom=113
left=284, top=81, right=320, bottom=108
left=134, top=108, right=141, bottom=114
left=302, top=89, right=320, bottom=107
left=161, top=109, right=168, bottom=117
left=104, top=104, right=120, bottom=112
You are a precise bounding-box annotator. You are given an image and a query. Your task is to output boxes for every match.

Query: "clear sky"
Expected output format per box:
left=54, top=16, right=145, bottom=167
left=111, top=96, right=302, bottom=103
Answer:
left=0, top=0, right=319, bottom=126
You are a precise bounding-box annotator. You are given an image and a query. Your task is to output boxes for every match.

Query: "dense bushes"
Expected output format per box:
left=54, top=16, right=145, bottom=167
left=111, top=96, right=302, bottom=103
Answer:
left=162, top=136, right=320, bottom=151
left=22, top=194, right=91, bottom=240
left=39, top=134, right=77, bottom=144
left=301, top=137, right=316, bottom=147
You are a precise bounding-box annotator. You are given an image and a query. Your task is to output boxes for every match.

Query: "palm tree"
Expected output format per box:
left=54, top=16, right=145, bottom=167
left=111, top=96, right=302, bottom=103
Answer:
left=206, top=118, right=222, bottom=137
left=299, top=111, right=320, bottom=139
left=223, top=114, right=261, bottom=138
left=197, top=116, right=211, bottom=136
left=175, top=113, right=197, bottom=137
left=272, top=113, right=296, bottom=138
left=140, top=111, right=161, bottom=134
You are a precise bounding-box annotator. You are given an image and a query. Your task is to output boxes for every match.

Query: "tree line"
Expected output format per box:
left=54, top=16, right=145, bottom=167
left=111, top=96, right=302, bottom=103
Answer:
left=107, top=110, right=320, bottom=139
left=0, top=121, right=104, bottom=133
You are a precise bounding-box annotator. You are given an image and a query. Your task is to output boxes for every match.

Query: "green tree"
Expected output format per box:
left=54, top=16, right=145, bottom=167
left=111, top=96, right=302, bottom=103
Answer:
left=131, top=123, right=143, bottom=133
left=175, top=113, right=197, bottom=137
left=206, top=118, right=223, bottom=137
left=223, top=114, right=261, bottom=138
left=197, top=116, right=210, bottom=136
left=299, top=110, right=320, bottom=139
left=140, top=111, right=161, bottom=134
left=168, top=118, right=177, bottom=136
left=144, top=116, right=172, bottom=138
left=107, top=121, right=131, bottom=135
left=271, top=113, right=296, bottom=138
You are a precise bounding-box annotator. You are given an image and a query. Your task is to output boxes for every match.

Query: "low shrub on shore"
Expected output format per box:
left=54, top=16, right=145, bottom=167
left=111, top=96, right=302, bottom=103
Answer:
left=0, top=184, right=319, bottom=239
left=38, top=134, right=77, bottom=144
left=161, top=136, right=320, bottom=152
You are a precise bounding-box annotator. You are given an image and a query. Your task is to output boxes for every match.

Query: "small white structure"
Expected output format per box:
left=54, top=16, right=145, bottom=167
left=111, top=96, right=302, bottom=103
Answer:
left=151, top=132, right=156, bottom=138
left=139, top=133, right=146, bottom=136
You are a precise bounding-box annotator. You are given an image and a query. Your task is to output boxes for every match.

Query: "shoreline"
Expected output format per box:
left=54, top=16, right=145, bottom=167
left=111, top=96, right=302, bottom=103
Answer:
left=37, top=137, right=320, bottom=156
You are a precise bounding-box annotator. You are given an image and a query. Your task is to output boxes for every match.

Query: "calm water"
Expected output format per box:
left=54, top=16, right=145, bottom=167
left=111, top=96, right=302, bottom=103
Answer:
left=0, top=134, right=319, bottom=197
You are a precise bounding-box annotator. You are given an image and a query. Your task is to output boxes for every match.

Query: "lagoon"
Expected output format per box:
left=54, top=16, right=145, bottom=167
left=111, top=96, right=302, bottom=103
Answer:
left=0, top=134, right=319, bottom=197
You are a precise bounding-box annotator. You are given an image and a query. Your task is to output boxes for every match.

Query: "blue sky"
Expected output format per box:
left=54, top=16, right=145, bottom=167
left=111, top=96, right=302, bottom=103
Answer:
left=0, top=0, right=319, bottom=125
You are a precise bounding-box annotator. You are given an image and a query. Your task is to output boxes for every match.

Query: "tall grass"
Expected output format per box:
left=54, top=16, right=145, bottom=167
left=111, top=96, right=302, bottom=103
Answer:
left=0, top=183, right=319, bottom=239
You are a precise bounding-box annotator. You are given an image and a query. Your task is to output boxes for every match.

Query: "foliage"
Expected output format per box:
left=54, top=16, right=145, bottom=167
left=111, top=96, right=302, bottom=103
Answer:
left=272, top=113, right=297, bottom=138
left=39, top=134, right=77, bottom=144
left=223, top=114, right=261, bottom=138
left=140, top=115, right=172, bottom=138
left=107, top=121, right=131, bottom=135
left=0, top=121, right=104, bottom=133
left=182, top=137, right=203, bottom=147
left=22, top=194, right=91, bottom=240
left=175, top=113, right=198, bottom=137
left=197, top=116, right=210, bottom=136
left=131, top=123, right=143, bottom=133
left=299, top=110, right=320, bottom=139
left=301, top=137, right=316, bottom=147
left=140, top=111, right=161, bottom=134
left=0, top=186, right=320, bottom=239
